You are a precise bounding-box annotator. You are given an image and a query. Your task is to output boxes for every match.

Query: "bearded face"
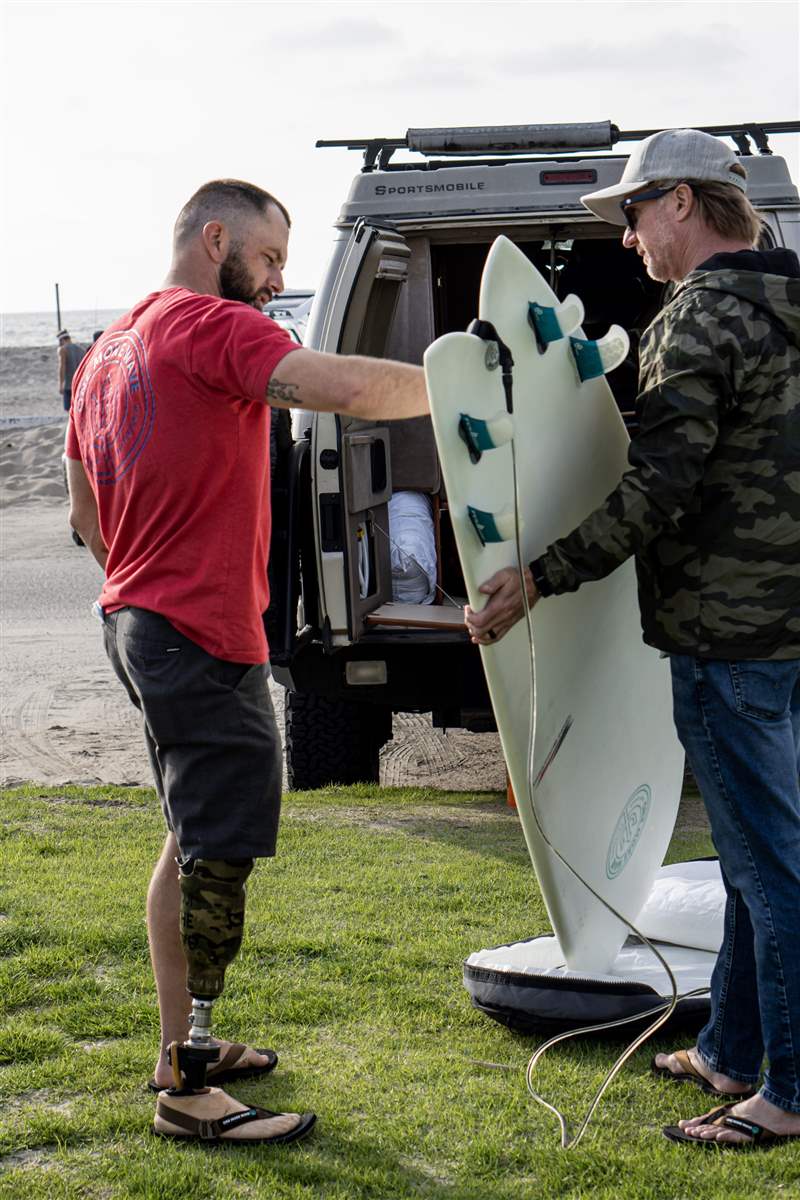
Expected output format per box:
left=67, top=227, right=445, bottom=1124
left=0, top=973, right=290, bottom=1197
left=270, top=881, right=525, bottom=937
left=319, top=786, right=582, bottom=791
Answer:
left=219, top=240, right=264, bottom=308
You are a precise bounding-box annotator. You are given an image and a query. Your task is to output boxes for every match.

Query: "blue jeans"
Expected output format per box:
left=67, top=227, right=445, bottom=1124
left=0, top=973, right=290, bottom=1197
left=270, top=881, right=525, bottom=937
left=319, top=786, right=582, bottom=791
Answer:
left=670, top=655, right=800, bottom=1113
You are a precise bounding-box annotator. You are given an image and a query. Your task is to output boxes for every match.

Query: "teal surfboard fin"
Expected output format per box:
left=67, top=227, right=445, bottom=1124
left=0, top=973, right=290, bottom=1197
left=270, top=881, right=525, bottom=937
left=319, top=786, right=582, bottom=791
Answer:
left=528, top=294, right=584, bottom=353
left=458, top=411, right=514, bottom=464
left=569, top=324, right=630, bottom=382
left=466, top=505, right=517, bottom=546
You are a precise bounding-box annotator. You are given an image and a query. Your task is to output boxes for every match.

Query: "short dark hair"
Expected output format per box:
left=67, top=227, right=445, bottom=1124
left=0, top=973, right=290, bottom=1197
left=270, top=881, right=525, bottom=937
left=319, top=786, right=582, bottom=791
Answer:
left=173, top=179, right=291, bottom=247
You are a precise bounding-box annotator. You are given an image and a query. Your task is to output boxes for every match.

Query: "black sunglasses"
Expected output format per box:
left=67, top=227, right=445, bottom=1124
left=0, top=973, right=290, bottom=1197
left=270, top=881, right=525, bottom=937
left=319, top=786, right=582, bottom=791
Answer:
left=621, top=184, right=683, bottom=231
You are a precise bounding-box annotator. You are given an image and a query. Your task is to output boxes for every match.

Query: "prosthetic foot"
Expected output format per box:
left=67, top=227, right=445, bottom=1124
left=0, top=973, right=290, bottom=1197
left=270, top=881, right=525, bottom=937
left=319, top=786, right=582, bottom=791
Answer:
left=166, top=857, right=253, bottom=1095
left=154, top=856, right=315, bottom=1143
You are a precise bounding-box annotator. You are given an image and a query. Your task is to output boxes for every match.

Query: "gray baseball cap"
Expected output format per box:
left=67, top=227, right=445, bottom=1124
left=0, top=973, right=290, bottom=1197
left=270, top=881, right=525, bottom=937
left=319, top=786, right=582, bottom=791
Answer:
left=581, top=128, right=747, bottom=225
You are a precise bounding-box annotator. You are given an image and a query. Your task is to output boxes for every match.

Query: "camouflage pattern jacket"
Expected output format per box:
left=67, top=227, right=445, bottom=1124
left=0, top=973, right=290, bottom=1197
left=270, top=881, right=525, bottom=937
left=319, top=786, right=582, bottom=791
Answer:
left=537, top=251, right=800, bottom=660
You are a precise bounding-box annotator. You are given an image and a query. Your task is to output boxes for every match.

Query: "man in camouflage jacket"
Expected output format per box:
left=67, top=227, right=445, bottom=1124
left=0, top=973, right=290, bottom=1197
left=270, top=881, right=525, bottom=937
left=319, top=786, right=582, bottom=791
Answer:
left=467, top=129, right=800, bottom=1148
left=534, top=265, right=800, bottom=659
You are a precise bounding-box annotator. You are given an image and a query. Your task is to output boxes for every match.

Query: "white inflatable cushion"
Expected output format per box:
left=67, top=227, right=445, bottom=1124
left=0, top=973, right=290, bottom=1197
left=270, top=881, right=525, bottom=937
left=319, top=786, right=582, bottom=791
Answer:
left=466, top=935, right=717, bottom=994
left=634, top=859, right=724, bottom=953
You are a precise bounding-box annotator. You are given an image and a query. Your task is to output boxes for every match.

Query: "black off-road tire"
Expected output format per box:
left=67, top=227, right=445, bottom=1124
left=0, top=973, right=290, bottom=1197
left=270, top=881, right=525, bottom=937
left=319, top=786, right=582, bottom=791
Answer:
left=285, top=691, right=391, bottom=790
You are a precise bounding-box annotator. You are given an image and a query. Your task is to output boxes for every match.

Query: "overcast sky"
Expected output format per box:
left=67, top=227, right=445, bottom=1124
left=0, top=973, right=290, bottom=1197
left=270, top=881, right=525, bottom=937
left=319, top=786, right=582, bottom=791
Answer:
left=2, top=0, right=798, bottom=313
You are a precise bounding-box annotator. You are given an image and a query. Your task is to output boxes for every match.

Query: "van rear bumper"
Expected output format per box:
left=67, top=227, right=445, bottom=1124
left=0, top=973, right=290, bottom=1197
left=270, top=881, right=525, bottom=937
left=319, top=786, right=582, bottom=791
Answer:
left=272, top=634, right=495, bottom=731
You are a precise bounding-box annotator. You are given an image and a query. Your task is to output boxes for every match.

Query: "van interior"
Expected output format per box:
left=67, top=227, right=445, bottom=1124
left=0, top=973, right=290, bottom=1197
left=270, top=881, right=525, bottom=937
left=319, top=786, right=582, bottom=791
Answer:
left=341, top=226, right=666, bottom=635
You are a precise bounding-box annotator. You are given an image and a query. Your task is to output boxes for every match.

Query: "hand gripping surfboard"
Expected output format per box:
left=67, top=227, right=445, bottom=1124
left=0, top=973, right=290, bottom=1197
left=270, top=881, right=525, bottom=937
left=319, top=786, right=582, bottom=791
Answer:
left=424, top=236, right=684, bottom=974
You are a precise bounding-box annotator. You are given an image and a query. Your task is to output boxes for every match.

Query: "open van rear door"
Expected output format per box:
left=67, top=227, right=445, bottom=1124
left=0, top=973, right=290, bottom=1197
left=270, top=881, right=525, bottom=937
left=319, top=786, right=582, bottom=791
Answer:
left=308, top=221, right=411, bottom=645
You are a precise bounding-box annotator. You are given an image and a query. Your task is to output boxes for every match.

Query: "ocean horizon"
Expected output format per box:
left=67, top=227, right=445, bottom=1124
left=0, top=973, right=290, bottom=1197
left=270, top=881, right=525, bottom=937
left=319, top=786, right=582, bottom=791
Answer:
left=1, top=309, right=127, bottom=349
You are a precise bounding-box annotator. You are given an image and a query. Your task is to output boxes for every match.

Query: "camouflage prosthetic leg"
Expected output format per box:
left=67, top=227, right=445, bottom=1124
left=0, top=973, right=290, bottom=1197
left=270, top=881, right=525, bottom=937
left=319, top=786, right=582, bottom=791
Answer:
left=168, top=858, right=254, bottom=1094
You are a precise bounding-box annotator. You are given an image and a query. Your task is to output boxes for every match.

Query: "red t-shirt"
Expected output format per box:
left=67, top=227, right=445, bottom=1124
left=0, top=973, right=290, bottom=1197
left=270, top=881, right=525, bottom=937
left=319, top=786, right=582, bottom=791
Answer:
left=65, top=287, right=299, bottom=663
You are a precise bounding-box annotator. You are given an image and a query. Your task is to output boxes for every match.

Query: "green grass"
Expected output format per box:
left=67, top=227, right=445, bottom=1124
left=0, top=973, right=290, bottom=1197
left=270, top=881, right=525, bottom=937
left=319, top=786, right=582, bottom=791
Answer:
left=0, top=783, right=797, bottom=1198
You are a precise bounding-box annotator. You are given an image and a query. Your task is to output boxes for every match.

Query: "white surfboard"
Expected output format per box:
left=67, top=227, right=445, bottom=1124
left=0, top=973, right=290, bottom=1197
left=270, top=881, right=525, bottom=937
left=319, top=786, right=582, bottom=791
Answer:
left=424, top=236, right=685, bottom=974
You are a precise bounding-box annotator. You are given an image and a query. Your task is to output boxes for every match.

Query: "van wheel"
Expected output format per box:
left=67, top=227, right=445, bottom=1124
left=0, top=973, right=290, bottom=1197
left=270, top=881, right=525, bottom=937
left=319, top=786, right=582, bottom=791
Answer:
left=285, top=692, right=391, bottom=790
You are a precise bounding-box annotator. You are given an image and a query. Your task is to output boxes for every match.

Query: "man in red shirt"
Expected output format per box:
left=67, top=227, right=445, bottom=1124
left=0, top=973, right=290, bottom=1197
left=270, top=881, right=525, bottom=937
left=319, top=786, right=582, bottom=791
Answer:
left=66, top=179, right=428, bottom=1145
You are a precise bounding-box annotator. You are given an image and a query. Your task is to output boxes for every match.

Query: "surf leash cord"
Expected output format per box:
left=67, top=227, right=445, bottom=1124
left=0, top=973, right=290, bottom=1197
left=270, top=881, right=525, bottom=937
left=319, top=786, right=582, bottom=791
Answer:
left=473, top=317, right=705, bottom=1150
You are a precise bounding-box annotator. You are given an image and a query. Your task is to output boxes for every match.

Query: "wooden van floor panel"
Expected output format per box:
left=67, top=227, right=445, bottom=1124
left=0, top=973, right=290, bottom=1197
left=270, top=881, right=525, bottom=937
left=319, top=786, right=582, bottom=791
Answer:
left=365, top=602, right=466, bottom=630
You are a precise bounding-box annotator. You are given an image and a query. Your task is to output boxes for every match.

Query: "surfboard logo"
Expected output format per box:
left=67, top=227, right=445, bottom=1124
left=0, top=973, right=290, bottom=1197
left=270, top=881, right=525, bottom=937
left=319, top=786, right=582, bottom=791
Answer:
left=606, top=785, right=652, bottom=879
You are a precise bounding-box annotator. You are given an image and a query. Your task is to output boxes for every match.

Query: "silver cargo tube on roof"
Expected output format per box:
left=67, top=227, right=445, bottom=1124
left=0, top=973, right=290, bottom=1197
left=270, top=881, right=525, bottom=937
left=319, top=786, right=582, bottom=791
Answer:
left=406, top=122, right=618, bottom=155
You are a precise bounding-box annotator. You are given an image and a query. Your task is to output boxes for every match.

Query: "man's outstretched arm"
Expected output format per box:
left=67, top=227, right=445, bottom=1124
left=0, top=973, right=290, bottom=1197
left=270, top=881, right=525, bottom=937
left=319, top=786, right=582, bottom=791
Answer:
left=66, top=456, right=108, bottom=570
left=266, top=349, right=428, bottom=420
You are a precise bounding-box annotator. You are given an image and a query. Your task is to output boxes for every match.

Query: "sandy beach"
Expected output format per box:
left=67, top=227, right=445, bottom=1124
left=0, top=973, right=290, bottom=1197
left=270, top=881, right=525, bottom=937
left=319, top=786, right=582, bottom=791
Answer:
left=0, top=343, right=68, bottom=423
left=0, top=345, right=507, bottom=791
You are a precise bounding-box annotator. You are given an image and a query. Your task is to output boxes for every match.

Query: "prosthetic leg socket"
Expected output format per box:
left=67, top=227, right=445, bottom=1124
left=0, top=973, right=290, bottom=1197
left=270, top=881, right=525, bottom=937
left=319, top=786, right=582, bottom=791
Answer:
left=168, top=857, right=254, bottom=1094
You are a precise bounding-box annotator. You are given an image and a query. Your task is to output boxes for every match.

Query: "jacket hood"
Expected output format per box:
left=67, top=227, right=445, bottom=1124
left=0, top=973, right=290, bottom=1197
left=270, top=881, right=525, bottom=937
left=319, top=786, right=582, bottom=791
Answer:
left=676, top=249, right=800, bottom=343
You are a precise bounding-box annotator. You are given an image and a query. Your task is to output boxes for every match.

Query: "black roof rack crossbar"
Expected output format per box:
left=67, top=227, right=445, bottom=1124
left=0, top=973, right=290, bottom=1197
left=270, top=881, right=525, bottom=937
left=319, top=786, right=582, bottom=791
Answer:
left=316, top=121, right=800, bottom=171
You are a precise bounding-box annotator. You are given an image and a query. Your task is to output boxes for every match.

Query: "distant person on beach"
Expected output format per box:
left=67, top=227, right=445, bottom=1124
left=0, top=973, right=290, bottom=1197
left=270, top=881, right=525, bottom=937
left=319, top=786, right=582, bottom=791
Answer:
left=57, top=330, right=83, bottom=411
left=64, top=179, right=428, bottom=1146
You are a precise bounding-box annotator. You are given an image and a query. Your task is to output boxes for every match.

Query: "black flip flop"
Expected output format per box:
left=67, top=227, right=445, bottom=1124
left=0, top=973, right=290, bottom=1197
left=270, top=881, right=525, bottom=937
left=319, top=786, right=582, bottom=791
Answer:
left=148, top=1045, right=278, bottom=1093
left=154, top=1099, right=316, bottom=1145
left=663, top=1102, right=800, bottom=1150
left=651, top=1051, right=755, bottom=1099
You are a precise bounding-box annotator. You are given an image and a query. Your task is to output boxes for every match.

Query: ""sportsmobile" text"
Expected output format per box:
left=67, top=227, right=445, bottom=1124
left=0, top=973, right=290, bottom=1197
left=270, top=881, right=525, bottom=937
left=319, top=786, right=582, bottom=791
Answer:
left=374, top=182, right=487, bottom=196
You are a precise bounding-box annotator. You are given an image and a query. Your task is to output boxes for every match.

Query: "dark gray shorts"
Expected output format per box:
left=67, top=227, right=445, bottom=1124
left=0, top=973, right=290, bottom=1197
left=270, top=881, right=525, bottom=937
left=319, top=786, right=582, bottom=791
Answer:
left=102, top=606, right=282, bottom=859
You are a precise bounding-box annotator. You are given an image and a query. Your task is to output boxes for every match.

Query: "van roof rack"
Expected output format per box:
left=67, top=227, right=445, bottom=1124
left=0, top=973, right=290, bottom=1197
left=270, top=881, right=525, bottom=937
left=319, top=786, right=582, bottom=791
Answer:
left=317, top=121, right=800, bottom=172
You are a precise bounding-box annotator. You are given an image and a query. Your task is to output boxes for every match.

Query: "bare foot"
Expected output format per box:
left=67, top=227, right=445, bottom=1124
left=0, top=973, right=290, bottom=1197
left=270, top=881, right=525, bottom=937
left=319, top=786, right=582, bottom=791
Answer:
left=654, top=1047, right=752, bottom=1096
left=152, top=1040, right=273, bottom=1090
left=154, top=1085, right=313, bottom=1143
left=677, top=1093, right=800, bottom=1145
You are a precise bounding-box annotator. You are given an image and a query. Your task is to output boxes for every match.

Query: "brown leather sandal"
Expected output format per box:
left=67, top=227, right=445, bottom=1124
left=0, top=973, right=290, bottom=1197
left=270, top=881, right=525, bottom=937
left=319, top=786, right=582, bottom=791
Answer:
left=663, top=1102, right=800, bottom=1150
left=154, top=1098, right=316, bottom=1145
left=148, top=1044, right=278, bottom=1093
left=651, top=1050, right=755, bottom=1099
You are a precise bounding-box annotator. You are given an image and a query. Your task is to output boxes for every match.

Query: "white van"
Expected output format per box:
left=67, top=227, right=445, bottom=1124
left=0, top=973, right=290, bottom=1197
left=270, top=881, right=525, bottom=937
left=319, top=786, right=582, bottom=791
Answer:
left=268, top=120, right=800, bottom=788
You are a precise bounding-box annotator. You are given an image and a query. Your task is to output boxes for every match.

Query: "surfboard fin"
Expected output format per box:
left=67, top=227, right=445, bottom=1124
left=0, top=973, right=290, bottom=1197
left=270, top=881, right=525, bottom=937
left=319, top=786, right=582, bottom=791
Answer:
left=527, top=295, right=584, bottom=353
left=458, top=412, right=514, bottom=464
left=466, top=505, right=517, bottom=546
left=569, top=325, right=630, bottom=382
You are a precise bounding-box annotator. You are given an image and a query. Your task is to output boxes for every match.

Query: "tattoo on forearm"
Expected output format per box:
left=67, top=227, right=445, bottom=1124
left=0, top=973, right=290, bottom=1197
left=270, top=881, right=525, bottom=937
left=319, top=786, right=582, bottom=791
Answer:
left=267, top=378, right=302, bottom=405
